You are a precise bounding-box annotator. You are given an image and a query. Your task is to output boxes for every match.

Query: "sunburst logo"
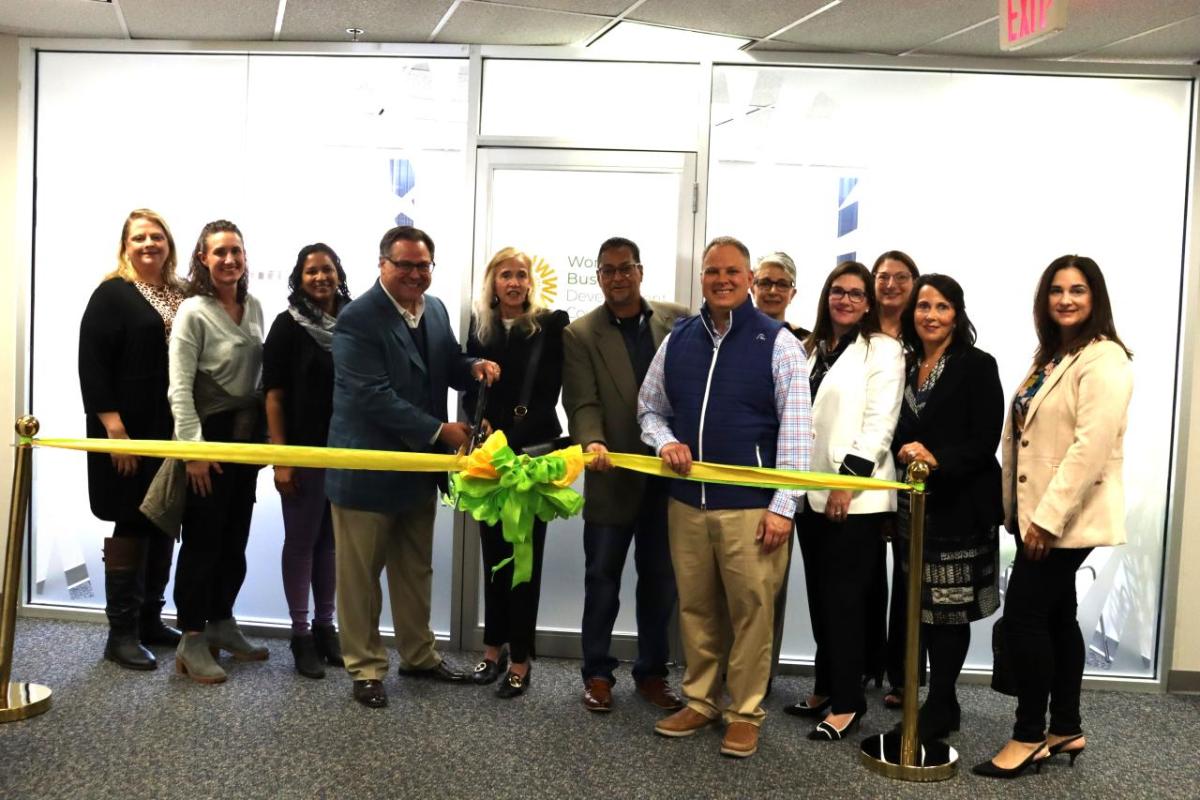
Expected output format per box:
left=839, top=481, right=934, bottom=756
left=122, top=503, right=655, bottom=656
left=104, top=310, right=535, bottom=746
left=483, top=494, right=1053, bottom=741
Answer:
left=531, top=255, right=558, bottom=306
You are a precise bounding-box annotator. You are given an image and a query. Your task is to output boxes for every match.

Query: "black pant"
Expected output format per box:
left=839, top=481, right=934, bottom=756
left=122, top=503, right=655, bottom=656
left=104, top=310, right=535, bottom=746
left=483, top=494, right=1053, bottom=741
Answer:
left=479, top=519, right=547, bottom=664
left=1003, top=541, right=1092, bottom=742
left=172, top=462, right=258, bottom=633
left=797, top=505, right=885, bottom=715
left=925, top=623, right=969, bottom=705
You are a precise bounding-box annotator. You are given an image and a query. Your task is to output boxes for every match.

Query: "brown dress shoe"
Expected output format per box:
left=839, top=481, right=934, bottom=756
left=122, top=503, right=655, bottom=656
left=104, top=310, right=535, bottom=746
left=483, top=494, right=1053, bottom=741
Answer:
left=582, top=677, right=613, bottom=712
left=637, top=677, right=685, bottom=711
left=654, top=706, right=715, bottom=738
left=720, top=721, right=759, bottom=758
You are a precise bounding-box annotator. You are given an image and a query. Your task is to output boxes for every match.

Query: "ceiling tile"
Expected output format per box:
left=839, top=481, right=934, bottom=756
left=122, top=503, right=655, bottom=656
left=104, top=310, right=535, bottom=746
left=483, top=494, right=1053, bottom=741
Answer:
left=434, top=3, right=607, bottom=45
left=773, top=0, right=996, bottom=55
left=280, top=0, right=453, bottom=42
left=490, top=0, right=628, bottom=15
left=1071, top=14, right=1200, bottom=62
left=0, top=0, right=126, bottom=38
left=120, top=0, right=276, bottom=40
left=907, top=17, right=998, bottom=57
left=631, top=0, right=835, bottom=39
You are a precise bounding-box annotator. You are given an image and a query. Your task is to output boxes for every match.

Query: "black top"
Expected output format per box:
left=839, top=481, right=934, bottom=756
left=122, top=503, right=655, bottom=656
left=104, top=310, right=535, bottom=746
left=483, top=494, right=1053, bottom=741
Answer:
left=891, top=346, right=1005, bottom=533
left=262, top=310, right=336, bottom=447
left=464, top=310, right=569, bottom=453
left=607, top=301, right=656, bottom=388
left=78, top=277, right=175, bottom=521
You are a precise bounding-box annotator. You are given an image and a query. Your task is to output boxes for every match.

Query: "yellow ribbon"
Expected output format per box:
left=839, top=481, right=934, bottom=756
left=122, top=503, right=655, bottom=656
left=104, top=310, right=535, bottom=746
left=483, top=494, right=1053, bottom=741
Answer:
left=28, top=437, right=915, bottom=493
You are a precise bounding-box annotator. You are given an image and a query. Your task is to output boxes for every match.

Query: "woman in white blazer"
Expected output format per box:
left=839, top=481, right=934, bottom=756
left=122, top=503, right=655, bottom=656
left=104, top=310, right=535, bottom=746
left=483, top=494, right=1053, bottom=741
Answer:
left=786, top=261, right=904, bottom=740
left=974, top=255, right=1132, bottom=779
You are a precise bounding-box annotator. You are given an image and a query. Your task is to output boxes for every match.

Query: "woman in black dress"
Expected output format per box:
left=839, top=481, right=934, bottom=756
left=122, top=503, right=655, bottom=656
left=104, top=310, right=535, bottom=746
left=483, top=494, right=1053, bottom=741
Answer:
left=263, top=243, right=351, bottom=678
left=464, top=247, right=569, bottom=698
left=892, top=274, right=1003, bottom=740
left=79, top=208, right=186, bottom=670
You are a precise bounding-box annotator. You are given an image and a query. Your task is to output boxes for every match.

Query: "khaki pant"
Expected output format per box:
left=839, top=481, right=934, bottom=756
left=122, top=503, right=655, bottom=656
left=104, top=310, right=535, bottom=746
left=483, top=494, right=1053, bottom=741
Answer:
left=332, top=497, right=441, bottom=680
left=668, top=499, right=789, bottom=725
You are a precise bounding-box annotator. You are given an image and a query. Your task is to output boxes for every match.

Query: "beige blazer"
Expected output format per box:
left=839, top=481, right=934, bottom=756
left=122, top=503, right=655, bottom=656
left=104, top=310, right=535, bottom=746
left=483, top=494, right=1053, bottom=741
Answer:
left=1001, top=339, right=1132, bottom=549
left=562, top=300, right=688, bottom=525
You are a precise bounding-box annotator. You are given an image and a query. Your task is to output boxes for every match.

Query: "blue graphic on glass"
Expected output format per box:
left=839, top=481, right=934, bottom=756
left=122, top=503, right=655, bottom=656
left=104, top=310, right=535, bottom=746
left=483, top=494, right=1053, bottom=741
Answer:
left=390, top=158, right=417, bottom=226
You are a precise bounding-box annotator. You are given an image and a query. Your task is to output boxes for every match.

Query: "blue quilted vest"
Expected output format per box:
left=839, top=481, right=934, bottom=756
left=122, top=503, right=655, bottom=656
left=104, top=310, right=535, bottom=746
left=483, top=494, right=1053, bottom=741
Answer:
left=663, top=299, right=783, bottom=510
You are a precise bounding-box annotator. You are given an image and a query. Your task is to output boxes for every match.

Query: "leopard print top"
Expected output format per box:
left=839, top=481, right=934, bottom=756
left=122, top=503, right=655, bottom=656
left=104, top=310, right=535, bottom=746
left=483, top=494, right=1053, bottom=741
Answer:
left=133, top=280, right=185, bottom=341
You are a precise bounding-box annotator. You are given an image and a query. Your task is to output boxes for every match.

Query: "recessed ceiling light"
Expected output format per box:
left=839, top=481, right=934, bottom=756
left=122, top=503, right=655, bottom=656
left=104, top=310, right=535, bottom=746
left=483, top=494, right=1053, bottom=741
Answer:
left=587, top=21, right=750, bottom=57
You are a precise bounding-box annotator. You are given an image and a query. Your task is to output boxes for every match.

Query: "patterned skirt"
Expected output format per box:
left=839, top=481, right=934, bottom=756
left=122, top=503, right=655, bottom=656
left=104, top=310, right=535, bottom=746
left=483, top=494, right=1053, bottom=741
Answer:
left=896, top=493, right=1000, bottom=626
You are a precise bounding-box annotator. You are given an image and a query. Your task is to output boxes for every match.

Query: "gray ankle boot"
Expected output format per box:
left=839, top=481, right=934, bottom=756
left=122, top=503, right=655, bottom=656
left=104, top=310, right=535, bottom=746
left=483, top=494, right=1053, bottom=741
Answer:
left=205, top=618, right=269, bottom=662
left=175, top=632, right=227, bottom=684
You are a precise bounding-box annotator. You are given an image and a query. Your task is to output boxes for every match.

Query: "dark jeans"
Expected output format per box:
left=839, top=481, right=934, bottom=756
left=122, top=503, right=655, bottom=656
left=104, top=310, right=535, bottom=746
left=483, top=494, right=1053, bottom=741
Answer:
left=580, top=487, right=676, bottom=685
left=1003, top=540, right=1092, bottom=742
left=479, top=519, right=547, bottom=664
left=173, top=462, right=258, bottom=632
left=280, top=467, right=336, bottom=633
left=797, top=505, right=885, bottom=715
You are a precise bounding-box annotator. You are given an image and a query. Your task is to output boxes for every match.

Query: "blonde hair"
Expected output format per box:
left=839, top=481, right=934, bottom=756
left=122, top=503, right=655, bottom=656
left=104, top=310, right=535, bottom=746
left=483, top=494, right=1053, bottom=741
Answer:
left=106, top=208, right=184, bottom=290
left=472, top=247, right=547, bottom=346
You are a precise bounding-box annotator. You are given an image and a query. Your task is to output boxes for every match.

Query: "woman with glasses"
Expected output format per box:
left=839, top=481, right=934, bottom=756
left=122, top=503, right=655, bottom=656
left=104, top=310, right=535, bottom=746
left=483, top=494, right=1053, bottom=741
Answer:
left=463, top=247, right=569, bottom=699
left=975, top=256, right=1132, bottom=778
left=263, top=243, right=352, bottom=679
left=892, top=274, right=1003, bottom=742
left=786, top=261, right=903, bottom=740
left=873, top=250, right=919, bottom=340
left=79, top=209, right=186, bottom=671
left=752, top=251, right=810, bottom=338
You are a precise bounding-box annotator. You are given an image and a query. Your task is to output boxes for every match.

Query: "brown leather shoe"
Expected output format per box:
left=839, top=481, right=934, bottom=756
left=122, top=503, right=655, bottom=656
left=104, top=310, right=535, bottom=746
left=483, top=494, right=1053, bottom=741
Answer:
left=582, top=677, right=613, bottom=712
left=637, top=677, right=685, bottom=711
left=654, top=706, right=715, bottom=738
left=720, top=721, right=759, bottom=758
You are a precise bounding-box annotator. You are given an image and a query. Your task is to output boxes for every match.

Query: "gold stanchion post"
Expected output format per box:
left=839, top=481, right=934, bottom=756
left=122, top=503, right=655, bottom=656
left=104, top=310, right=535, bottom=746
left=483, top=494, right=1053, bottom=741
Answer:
left=0, top=416, right=52, bottom=722
left=859, top=460, right=956, bottom=781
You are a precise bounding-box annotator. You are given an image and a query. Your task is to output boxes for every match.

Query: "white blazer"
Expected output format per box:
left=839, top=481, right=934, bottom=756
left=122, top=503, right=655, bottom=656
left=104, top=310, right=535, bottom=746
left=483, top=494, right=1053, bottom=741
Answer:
left=806, top=332, right=904, bottom=514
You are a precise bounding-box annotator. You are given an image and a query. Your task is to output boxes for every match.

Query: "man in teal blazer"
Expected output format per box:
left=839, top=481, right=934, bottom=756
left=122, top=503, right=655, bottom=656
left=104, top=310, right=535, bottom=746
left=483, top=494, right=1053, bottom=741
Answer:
left=327, top=225, right=498, bottom=708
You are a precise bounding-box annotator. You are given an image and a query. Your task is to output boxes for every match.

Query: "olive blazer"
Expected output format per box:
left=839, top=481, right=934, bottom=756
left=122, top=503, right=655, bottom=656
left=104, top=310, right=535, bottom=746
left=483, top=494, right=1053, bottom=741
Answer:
left=1001, top=338, right=1132, bottom=549
left=562, top=300, right=687, bottom=525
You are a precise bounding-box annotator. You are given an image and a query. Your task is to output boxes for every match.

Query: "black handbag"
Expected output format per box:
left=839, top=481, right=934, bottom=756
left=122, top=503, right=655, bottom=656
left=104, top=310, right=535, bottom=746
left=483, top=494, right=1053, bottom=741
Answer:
left=990, top=615, right=1019, bottom=696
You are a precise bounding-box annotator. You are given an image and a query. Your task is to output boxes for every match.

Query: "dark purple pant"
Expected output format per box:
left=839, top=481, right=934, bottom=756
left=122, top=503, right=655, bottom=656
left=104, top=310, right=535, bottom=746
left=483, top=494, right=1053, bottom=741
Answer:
left=280, top=467, right=336, bottom=634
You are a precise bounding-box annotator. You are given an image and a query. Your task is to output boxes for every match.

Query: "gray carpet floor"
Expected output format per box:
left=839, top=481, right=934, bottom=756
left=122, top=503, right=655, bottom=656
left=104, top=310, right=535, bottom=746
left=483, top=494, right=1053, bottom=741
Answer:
left=1, top=618, right=1197, bottom=800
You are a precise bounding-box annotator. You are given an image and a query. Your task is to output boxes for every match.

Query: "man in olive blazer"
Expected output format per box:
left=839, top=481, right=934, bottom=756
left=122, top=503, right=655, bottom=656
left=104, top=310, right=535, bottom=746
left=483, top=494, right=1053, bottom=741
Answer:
left=562, top=236, right=688, bottom=713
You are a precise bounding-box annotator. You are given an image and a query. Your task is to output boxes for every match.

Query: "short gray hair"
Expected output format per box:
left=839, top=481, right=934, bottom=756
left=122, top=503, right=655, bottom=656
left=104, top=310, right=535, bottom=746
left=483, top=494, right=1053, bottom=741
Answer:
left=756, top=251, right=796, bottom=283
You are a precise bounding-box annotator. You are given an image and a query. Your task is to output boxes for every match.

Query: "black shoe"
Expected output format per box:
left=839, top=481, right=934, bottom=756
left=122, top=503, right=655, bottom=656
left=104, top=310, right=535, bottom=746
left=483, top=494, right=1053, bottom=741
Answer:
left=972, top=742, right=1049, bottom=778
left=398, top=659, right=467, bottom=682
left=471, top=651, right=509, bottom=685
left=784, top=696, right=831, bottom=718
left=140, top=617, right=183, bottom=648
left=105, top=631, right=157, bottom=670
left=882, top=688, right=904, bottom=709
left=290, top=633, right=326, bottom=679
left=311, top=622, right=344, bottom=667
left=890, top=700, right=961, bottom=740
left=1044, top=734, right=1086, bottom=766
left=807, top=710, right=864, bottom=741
left=352, top=679, right=388, bottom=708
left=495, top=666, right=531, bottom=699
left=140, top=534, right=180, bottom=647
left=103, top=538, right=156, bottom=671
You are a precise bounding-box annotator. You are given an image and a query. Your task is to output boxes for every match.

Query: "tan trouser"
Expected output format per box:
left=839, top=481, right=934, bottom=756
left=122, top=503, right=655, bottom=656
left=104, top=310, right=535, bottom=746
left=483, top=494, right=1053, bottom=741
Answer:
left=668, top=499, right=789, bottom=725
left=331, top=497, right=441, bottom=680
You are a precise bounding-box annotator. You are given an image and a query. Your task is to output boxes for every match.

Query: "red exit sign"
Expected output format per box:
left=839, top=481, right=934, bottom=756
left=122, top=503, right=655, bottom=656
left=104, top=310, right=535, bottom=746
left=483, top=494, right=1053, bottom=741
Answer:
left=1000, top=0, right=1069, bottom=51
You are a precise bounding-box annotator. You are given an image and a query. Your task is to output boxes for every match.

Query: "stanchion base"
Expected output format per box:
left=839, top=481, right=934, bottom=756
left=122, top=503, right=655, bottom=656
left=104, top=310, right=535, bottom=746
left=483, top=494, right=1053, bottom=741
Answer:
left=0, top=682, right=52, bottom=722
left=860, top=731, right=957, bottom=782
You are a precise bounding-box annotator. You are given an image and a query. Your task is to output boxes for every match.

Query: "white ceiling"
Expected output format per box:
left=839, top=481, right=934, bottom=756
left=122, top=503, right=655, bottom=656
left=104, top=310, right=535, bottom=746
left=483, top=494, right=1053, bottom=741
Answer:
left=1, top=0, right=1198, bottom=63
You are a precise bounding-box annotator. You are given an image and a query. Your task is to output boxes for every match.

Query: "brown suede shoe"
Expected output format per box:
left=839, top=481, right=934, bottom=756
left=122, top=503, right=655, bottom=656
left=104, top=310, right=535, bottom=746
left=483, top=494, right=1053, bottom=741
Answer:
left=720, top=721, right=759, bottom=758
left=654, top=706, right=715, bottom=738
left=582, top=677, right=613, bottom=712
left=637, top=677, right=685, bottom=711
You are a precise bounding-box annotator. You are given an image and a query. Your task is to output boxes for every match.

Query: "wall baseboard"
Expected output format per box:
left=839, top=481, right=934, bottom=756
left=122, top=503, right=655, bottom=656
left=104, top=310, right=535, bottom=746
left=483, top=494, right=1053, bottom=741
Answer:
left=1167, top=670, right=1200, bottom=693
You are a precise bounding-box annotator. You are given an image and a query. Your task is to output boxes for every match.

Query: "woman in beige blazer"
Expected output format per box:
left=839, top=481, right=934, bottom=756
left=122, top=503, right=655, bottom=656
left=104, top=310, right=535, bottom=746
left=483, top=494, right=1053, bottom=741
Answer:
left=975, top=255, right=1132, bottom=779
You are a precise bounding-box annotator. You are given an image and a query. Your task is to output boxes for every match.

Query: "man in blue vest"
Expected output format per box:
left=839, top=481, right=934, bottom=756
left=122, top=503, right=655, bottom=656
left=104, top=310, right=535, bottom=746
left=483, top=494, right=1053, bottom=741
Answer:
left=637, top=236, right=812, bottom=758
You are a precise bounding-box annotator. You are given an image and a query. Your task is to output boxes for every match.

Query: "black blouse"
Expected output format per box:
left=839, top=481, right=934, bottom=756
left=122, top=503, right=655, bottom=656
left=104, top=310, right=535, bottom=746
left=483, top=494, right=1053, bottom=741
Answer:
left=261, top=311, right=336, bottom=448
left=78, top=277, right=177, bottom=521
left=464, top=310, right=569, bottom=453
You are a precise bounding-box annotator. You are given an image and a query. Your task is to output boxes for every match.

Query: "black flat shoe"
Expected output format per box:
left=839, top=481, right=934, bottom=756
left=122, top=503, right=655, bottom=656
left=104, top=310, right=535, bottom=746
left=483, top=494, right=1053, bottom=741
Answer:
left=883, top=689, right=904, bottom=709
left=808, top=711, right=863, bottom=741
left=889, top=700, right=961, bottom=740
left=311, top=622, right=344, bottom=667
left=352, top=679, right=388, bottom=709
left=495, top=666, right=531, bottom=699
left=471, top=651, right=509, bottom=685
left=783, top=697, right=831, bottom=718
left=971, top=742, right=1048, bottom=778
left=398, top=660, right=467, bottom=682
left=290, top=633, right=326, bottom=680
left=1044, top=735, right=1086, bottom=766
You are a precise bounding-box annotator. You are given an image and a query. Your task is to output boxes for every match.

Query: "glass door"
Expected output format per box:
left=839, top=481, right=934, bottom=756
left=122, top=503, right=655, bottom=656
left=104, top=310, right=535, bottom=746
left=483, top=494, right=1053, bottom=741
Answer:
left=462, top=148, right=697, bottom=658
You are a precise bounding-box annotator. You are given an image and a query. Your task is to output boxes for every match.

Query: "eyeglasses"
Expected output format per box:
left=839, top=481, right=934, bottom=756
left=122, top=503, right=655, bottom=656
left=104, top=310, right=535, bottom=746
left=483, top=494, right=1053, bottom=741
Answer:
left=754, top=278, right=794, bottom=292
left=598, top=263, right=640, bottom=280
left=875, top=272, right=912, bottom=286
left=383, top=257, right=435, bottom=274
left=829, top=287, right=867, bottom=303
